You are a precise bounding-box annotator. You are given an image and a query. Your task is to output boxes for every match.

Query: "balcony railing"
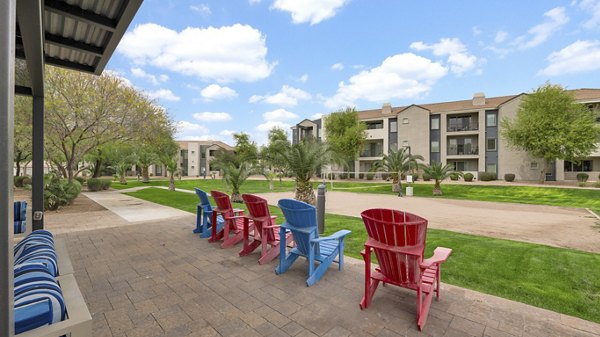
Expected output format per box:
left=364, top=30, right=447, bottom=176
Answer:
left=447, top=124, right=478, bottom=132
left=447, top=146, right=479, bottom=156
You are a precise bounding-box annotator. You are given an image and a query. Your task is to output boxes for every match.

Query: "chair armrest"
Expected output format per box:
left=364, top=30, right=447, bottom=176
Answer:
left=420, top=247, right=452, bottom=269
left=310, top=230, right=351, bottom=243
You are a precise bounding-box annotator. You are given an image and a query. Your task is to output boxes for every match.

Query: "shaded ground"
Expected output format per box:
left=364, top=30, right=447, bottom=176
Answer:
left=47, top=195, right=600, bottom=337
left=258, top=191, right=600, bottom=254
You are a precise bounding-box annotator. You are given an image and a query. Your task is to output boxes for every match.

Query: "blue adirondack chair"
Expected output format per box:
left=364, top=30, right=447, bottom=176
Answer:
left=193, top=188, right=224, bottom=238
left=276, top=198, right=351, bottom=286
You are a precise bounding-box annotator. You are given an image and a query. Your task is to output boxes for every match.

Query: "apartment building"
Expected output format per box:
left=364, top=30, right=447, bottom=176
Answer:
left=149, top=140, right=234, bottom=177
left=292, top=89, right=600, bottom=181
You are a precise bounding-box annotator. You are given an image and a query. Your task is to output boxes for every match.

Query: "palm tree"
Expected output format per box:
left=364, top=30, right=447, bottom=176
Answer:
left=221, top=162, right=250, bottom=202
left=372, top=148, right=424, bottom=195
left=164, top=158, right=180, bottom=191
left=274, top=139, right=329, bottom=205
left=422, top=162, right=458, bottom=196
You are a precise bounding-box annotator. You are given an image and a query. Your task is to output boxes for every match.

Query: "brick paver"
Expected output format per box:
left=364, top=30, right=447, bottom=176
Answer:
left=48, top=197, right=600, bottom=337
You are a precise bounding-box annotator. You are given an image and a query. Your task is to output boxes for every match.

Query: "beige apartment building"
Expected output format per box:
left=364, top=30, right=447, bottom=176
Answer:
left=292, top=89, right=600, bottom=181
left=149, top=140, right=234, bottom=177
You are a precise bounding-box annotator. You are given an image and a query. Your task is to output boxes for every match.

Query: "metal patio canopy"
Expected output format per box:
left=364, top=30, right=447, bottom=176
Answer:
left=1, top=0, right=142, bottom=335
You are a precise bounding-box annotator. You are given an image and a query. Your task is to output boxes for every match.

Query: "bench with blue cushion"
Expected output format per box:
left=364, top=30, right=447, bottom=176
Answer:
left=14, top=200, right=27, bottom=234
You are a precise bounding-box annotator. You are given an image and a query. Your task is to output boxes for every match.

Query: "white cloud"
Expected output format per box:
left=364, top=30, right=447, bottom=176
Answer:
left=176, top=121, right=210, bottom=139
left=325, top=53, right=448, bottom=109
left=249, top=0, right=261, bottom=4
left=580, top=0, right=600, bottom=29
left=190, top=4, right=211, bottom=15
left=192, top=112, right=233, bottom=122
left=263, top=108, right=299, bottom=122
left=200, top=84, right=238, bottom=101
left=311, top=113, right=323, bottom=119
left=494, top=31, right=508, bottom=44
left=514, top=7, right=569, bottom=49
left=147, top=88, right=180, bottom=101
left=130, top=67, right=168, bottom=85
left=256, top=121, right=291, bottom=132
left=410, top=38, right=479, bottom=74
left=298, top=74, right=309, bottom=83
left=271, top=0, right=350, bottom=25
left=249, top=85, right=312, bottom=107
left=331, top=62, right=344, bottom=71
left=538, top=40, right=600, bottom=76
left=219, top=129, right=236, bottom=137
left=119, top=23, right=275, bottom=83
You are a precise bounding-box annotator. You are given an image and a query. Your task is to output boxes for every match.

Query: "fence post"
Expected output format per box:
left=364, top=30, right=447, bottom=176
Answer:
left=317, top=182, right=326, bottom=234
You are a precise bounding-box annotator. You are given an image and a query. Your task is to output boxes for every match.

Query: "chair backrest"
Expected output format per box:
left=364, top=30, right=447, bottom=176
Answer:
left=278, top=199, right=318, bottom=256
left=195, top=188, right=213, bottom=212
left=361, top=209, right=428, bottom=286
left=242, top=194, right=276, bottom=241
left=210, top=190, right=234, bottom=216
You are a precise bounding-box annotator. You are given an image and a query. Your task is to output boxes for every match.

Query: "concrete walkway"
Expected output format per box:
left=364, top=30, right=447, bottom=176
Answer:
left=51, top=202, right=600, bottom=337
left=257, top=191, right=600, bottom=253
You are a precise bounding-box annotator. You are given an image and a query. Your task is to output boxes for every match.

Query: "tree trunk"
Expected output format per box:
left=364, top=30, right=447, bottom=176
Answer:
left=269, top=180, right=274, bottom=190
left=92, top=159, right=102, bottom=178
left=433, top=181, right=442, bottom=196
left=539, top=159, right=549, bottom=184
left=142, top=165, right=150, bottom=183
left=392, top=177, right=399, bottom=192
left=119, top=173, right=127, bottom=184
left=398, top=180, right=404, bottom=197
left=231, top=192, right=243, bottom=203
left=15, top=159, right=21, bottom=177
left=295, top=179, right=316, bottom=205
left=168, top=172, right=175, bottom=191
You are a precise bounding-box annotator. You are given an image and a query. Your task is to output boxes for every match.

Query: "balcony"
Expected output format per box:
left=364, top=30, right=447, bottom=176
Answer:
left=447, top=114, right=479, bottom=132
left=447, top=146, right=479, bottom=156
left=360, top=141, right=383, bottom=158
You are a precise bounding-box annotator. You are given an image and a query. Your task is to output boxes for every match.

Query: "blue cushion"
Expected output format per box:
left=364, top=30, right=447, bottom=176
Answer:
left=15, top=249, right=58, bottom=276
left=14, top=221, right=26, bottom=234
left=14, top=236, right=54, bottom=259
left=14, top=201, right=27, bottom=221
left=15, top=287, right=65, bottom=334
left=14, top=263, right=56, bottom=288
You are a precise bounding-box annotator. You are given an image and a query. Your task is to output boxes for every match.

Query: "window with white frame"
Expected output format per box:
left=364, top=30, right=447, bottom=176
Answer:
left=530, top=162, right=539, bottom=169
left=402, top=118, right=409, bottom=124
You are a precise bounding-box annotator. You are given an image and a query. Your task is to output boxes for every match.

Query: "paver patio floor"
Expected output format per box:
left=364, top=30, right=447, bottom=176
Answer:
left=45, top=194, right=600, bottom=337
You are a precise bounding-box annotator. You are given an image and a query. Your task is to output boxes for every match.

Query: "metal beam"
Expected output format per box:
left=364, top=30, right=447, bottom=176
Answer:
left=94, top=0, right=142, bottom=75
left=15, top=85, right=33, bottom=96
left=16, top=0, right=45, bottom=97
left=45, top=32, right=104, bottom=57
left=32, top=96, right=45, bottom=230
left=45, top=56, right=95, bottom=73
left=0, top=1, right=16, bottom=336
left=44, top=0, right=117, bottom=32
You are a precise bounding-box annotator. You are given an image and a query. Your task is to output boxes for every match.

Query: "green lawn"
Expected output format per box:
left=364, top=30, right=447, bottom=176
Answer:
left=112, top=178, right=600, bottom=215
left=126, top=187, right=600, bottom=323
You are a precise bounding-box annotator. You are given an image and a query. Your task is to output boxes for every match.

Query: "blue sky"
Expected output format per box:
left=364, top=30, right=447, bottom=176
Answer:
left=108, top=0, right=600, bottom=145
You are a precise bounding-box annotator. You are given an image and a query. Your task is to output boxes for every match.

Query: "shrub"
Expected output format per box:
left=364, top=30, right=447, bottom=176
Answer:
left=87, top=178, right=103, bottom=192
left=359, top=173, right=364, bottom=179
left=14, top=175, right=31, bottom=187
left=74, top=176, right=85, bottom=185
left=43, top=174, right=81, bottom=210
left=463, top=173, right=474, bottom=182
left=410, top=173, right=419, bottom=182
left=576, top=172, right=589, bottom=183
left=449, top=172, right=460, bottom=181
left=366, top=172, right=374, bottom=180
left=504, top=173, right=516, bottom=182
left=340, top=173, right=348, bottom=179
left=327, top=173, right=336, bottom=180
left=101, top=179, right=112, bottom=190
left=479, top=172, right=497, bottom=181
left=578, top=182, right=587, bottom=187
left=422, top=173, right=431, bottom=181
left=381, top=173, right=390, bottom=181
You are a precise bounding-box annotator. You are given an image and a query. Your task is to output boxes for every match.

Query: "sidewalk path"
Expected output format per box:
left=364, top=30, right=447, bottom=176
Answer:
left=257, top=191, right=600, bottom=253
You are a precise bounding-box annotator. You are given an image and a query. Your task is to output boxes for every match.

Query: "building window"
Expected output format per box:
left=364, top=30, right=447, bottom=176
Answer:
left=431, top=141, right=440, bottom=153
left=447, top=114, right=478, bottom=132
left=486, top=163, right=497, bottom=173
left=366, top=120, right=383, bottom=129
left=402, top=118, right=409, bottom=124
left=486, top=112, right=497, bottom=127
left=390, top=120, right=397, bottom=132
left=530, top=162, right=538, bottom=169
left=564, top=160, right=593, bottom=172
left=431, top=116, right=440, bottom=130
left=486, top=138, right=497, bottom=151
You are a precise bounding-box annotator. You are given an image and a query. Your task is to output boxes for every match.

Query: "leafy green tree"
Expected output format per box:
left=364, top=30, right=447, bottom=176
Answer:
left=233, top=132, right=258, bottom=164
left=163, top=157, right=180, bottom=191
left=266, top=127, right=291, bottom=182
left=135, top=146, right=158, bottom=183
left=14, top=96, right=32, bottom=176
left=274, top=139, right=330, bottom=205
left=372, top=148, right=424, bottom=195
left=324, top=107, right=367, bottom=174
left=422, top=162, right=457, bottom=196
left=106, top=144, right=137, bottom=184
left=501, top=83, right=600, bottom=183
left=221, top=162, right=250, bottom=202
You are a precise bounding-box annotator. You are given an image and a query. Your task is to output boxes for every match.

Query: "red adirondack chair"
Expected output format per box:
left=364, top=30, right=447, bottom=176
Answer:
left=359, top=209, right=452, bottom=331
left=239, top=194, right=293, bottom=264
left=209, top=191, right=249, bottom=249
